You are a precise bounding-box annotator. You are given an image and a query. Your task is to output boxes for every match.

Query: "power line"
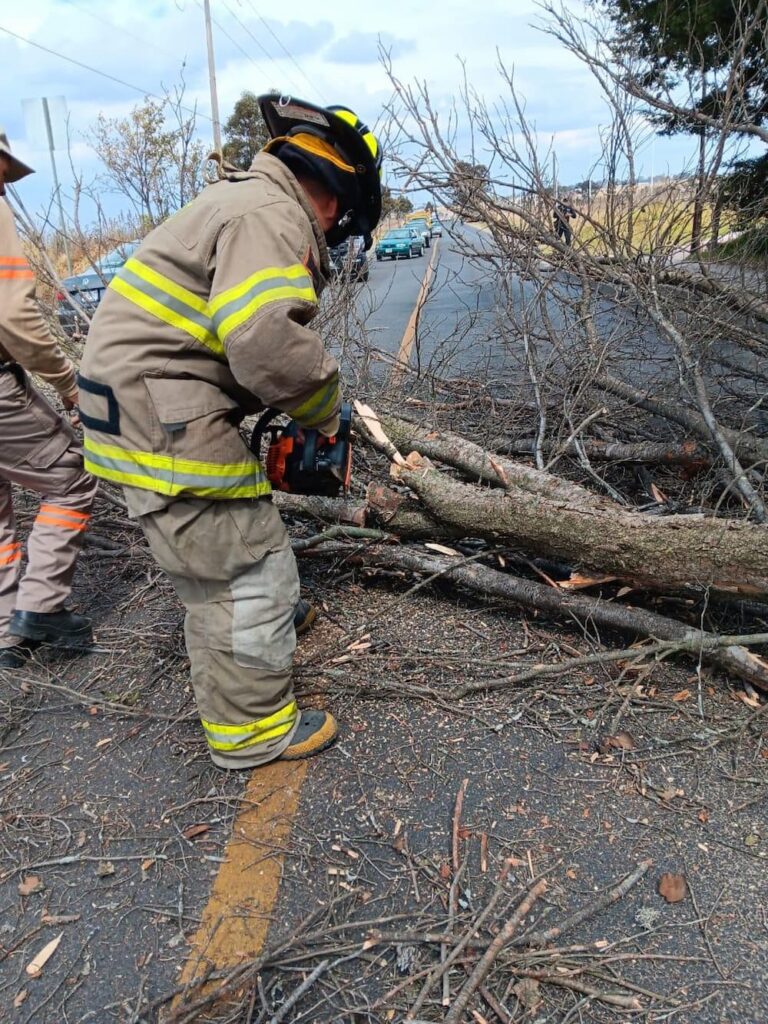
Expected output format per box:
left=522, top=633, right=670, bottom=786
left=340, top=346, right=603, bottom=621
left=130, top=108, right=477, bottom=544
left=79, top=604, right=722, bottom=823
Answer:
left=61, top=0, right=189, bottom=65
left=0, top=23, right=213, bottom=123
left=218, top=0, right=309, bottom=100
left=240, top=0, right=329, bottom=104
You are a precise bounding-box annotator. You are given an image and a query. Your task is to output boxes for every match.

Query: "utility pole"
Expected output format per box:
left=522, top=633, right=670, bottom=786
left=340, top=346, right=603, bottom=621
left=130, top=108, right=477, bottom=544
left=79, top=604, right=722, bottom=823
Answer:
left=552, top=150, right=558, bottom=201
left=41, top=97, right=72, bottom=276
left=203, top=0, right=222, bottom=152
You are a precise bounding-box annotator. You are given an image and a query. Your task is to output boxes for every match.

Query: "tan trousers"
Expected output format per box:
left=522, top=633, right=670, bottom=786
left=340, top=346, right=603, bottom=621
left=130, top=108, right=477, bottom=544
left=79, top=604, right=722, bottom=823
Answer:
left=0, top=367, right=97, bottom=649
left=137, top=497, right=301, bottom=769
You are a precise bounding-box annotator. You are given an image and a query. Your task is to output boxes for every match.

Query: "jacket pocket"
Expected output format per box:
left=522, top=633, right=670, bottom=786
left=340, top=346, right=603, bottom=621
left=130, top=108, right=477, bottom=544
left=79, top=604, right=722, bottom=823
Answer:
left=144, top=376, right=249, bottom=466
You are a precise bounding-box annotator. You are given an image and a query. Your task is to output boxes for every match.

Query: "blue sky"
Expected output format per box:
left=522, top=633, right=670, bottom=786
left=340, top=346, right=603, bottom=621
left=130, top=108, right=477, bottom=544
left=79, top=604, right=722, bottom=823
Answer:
left=1, top=0, right=704, bottom=225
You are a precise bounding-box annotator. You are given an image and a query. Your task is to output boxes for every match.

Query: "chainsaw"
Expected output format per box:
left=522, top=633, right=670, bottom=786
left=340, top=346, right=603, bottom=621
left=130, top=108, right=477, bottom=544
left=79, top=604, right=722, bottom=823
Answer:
left=249, top=402, right=353, bottom=497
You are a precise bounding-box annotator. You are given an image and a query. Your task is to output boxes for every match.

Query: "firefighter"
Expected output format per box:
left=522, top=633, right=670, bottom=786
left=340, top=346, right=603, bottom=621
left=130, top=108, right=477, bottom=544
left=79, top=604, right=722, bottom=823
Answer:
left=79, top=95, right=382, bottom=769
left=0, top=131, right=97, bottom=670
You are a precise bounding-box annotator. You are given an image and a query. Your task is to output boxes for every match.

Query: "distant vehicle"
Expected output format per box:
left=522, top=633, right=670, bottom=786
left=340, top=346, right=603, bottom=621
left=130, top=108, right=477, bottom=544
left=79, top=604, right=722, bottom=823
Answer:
left=430, top=217, right=444, bottom=237
left=408, top=217, right=432, bottom=248
left=329, top=235, right=369, bottom=283
left=408, top=209, right=432, bottom=227
left=375, top=228, right=424, bottom=260
left=57, top=240, right=140, bottom=337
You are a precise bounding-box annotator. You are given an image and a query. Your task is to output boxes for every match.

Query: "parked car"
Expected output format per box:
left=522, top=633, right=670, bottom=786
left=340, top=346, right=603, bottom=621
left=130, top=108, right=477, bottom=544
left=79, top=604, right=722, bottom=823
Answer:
left=375, top=228, right=423, bottom=260
left=329, top=235, right=369, bottom=282
left=408, top=217, right=432, bottom=248
left=57, top=240, right=140, bottom=337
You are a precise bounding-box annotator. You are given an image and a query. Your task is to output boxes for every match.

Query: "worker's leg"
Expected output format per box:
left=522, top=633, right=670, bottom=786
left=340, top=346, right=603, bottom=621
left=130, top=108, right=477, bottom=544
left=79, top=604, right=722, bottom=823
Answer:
left=0, top=479, right=22, bottom=650
left=0, top=369, right=97, bottom=640
left=138, top=497, right=334, bottom=769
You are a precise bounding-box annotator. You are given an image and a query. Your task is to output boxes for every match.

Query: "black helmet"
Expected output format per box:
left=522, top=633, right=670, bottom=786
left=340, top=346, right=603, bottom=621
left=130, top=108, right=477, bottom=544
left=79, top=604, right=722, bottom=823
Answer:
left=259, top=93, right=382, bottom=248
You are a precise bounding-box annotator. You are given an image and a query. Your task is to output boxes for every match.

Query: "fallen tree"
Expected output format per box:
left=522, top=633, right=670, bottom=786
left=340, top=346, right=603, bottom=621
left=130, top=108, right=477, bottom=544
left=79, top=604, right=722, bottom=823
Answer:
left=374, top=413, right=768, bottom=599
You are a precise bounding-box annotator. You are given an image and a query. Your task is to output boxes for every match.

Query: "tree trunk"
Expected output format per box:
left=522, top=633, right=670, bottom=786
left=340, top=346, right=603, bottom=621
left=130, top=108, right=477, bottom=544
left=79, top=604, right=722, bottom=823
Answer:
left=376, top=417, right=768, bottom=598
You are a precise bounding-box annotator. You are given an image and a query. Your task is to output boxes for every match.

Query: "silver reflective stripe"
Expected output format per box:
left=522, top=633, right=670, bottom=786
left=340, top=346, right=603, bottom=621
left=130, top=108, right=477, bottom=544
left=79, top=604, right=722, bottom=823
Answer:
left=210, top=273, right=312, bottom=333
left=84, top=449, right=266, bottom=489
left=118, top=265, right=214, bottom=336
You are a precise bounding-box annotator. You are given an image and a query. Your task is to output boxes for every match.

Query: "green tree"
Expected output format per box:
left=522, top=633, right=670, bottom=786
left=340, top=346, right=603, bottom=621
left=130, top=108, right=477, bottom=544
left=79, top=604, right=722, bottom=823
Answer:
left=223, top=91, right=269, bottom=169
left=600, top=0, right=768, bottom=233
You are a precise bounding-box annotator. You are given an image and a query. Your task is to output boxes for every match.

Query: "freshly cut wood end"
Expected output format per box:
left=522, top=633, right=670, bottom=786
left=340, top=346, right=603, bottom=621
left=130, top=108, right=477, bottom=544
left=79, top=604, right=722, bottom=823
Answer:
left=353, top=400, right=406, bottom=464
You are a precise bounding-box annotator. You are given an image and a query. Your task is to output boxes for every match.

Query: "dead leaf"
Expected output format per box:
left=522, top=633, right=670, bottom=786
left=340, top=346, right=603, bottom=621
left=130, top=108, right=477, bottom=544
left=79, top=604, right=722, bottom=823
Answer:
left=616, top=585, right=633, bottom=598
left=18, top=875, right=44, bottom=896
left=513, top=977, right=541, bottom=1010
left=141, top=859, right=155, bottom=872
left=697, top=809, right=710, bottom=824
left=96, top=861, right=115, bottom=877
left=439, top=862, right=452, bottom=880
left=598, top=730, right=636, bottom=753
left=565, top=867, right=577, bottom=880
left=25, top=932, right=63, bottom=976
left=650, top=482, right=667, bottom=503
left=658, top=872, right=688, bottom=903
left=744, top=833, right=760, bottom=847
left=182, top=823, right=210, bottom=841
left=14, top=989, right=28, bottom=1008
left=672, top=689, right=691, bottom=702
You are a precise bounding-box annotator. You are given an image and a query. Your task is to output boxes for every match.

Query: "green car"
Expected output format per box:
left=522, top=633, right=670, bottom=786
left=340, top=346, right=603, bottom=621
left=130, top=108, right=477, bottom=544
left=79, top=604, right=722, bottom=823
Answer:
left=375, top=228, right=424, bottom=260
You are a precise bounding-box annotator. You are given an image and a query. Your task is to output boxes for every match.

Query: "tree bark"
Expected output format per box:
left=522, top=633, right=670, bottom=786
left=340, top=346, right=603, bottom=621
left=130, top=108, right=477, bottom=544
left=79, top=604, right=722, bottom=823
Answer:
left=375, top=417, right=768, bottom=597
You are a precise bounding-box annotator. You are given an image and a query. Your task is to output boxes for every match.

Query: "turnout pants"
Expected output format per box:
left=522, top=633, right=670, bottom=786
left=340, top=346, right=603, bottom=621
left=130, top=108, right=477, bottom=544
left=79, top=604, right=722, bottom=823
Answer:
left=137, top=497, right=301, bottom=769
left=0, top=367, right=97, bottom=649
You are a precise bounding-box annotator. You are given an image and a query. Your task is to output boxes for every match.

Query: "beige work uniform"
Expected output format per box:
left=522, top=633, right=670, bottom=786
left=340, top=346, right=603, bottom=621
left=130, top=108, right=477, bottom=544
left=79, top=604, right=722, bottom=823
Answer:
left=0, top=199, right=97, bottom=650
left=79, top=154, right=340, bottom=768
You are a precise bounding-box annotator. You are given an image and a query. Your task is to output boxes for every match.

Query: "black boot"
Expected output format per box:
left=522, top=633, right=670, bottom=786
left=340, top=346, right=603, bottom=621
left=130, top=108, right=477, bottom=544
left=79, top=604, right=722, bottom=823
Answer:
left=9, top=609, right=92, bottom=648
left=0, top=644, right=38, bottom=669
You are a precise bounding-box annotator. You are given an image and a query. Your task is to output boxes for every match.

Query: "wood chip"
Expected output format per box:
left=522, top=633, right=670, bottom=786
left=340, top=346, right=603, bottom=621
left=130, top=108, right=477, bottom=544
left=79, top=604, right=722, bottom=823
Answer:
left=182, top=823, right=210, bottom=840
left=672, top=689, right=691, bottom=702
left=25, top=933, right=63, bottom=976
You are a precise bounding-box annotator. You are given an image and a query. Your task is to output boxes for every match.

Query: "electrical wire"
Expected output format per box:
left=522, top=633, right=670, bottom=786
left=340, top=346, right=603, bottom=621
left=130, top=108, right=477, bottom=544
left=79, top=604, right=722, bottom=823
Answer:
left=218, top=0, right=309, bottom=100
left=0, top=23, right=213, bottom=123
left=240, top=0, right=330, bottom=104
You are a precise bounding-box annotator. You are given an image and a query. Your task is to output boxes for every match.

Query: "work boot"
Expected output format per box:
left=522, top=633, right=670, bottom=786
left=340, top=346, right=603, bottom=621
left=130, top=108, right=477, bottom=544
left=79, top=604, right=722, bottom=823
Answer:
left=294, top=599, right=317, bottom=636
left=9, top=609, right=93, bottom=648
left=280, top=709, right=338, bottom=760
left=0, top=643, right=38, bottom=670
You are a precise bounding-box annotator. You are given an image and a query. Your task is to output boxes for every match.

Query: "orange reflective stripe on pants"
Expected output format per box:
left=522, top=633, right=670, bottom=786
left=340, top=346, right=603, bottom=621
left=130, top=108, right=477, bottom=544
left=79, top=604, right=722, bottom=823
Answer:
left=0, top=542, right=22, bottom=565
left=35, top=505, right=91, bottom=532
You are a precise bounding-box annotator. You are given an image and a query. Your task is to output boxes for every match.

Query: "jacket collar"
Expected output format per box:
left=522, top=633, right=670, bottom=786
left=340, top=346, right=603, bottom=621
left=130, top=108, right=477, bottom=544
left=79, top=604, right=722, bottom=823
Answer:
left=247, top=152, right=331, bottom=278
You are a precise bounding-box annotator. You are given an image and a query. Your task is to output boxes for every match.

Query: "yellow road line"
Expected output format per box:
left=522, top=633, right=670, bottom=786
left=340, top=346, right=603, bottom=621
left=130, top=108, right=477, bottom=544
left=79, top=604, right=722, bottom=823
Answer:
left=391, top=239, right=440, bottom=379
left=178, top=759, right=307, bottom=987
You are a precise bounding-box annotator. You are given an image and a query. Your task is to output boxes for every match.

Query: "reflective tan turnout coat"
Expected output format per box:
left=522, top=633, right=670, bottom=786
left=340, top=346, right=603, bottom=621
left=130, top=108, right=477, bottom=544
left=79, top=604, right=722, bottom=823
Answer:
left=79, top=154, right=340, bottom=516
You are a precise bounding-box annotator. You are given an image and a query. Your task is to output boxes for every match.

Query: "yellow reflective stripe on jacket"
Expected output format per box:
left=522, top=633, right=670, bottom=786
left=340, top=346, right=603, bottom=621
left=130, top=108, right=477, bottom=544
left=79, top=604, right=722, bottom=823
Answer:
left=286, top=373, right=340, bottom=428
left=111, top=257, right=224, bottom=356
left=83, top=437, right=271, bottom=499
left=210, top=264, right=316, bottom=341
left=201, top=700, right=298, bottom=752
